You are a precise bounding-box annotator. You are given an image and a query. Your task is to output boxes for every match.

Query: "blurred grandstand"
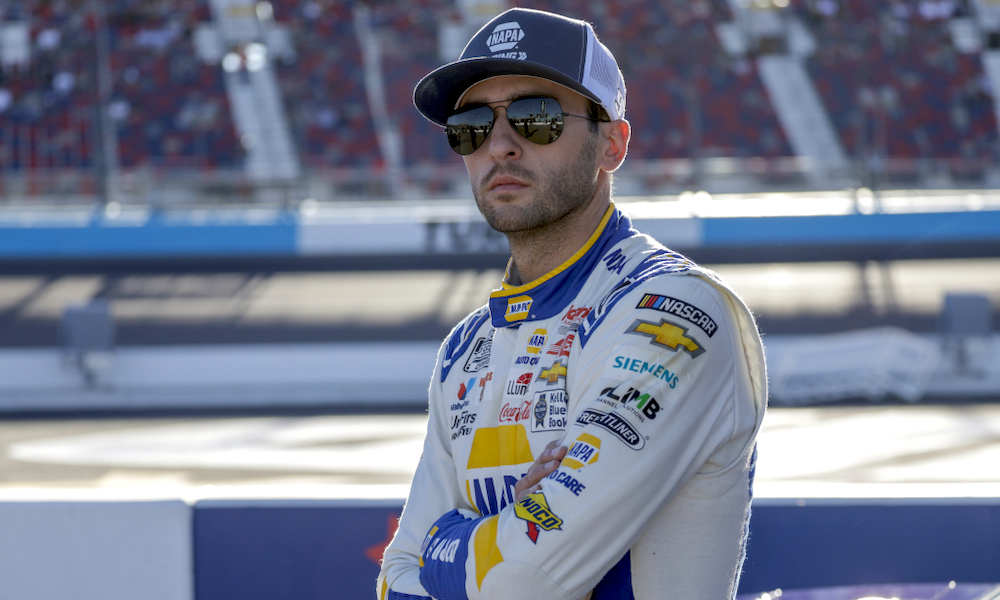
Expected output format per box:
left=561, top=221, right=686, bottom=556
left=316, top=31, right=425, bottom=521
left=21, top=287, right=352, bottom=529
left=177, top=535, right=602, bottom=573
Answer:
left=3, top=0, right=1000, bottom=205
left=1, top=4, right=999, bottom=598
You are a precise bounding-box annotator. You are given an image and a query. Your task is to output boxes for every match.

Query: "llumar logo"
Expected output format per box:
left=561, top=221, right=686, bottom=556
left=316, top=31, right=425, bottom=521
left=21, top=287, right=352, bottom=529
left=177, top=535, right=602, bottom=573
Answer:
left=514, top=491, right=562, bottom=543
left=505, top=295, right=532, bottom=322
left=487, top=21, right=524, bottom=52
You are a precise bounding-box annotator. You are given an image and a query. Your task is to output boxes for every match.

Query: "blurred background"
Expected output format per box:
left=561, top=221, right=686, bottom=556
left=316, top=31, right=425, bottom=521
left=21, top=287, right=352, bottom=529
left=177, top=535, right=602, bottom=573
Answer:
left=0, top=0, right=999, bottom=598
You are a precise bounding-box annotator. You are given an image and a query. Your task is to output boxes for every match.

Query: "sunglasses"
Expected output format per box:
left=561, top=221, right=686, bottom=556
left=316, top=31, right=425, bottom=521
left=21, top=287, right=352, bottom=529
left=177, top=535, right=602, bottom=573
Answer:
left=445, top=96, right=602, bottom=155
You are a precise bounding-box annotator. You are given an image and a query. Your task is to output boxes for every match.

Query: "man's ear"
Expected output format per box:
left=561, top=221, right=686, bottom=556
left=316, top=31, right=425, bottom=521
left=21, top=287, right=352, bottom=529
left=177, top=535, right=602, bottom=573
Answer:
left=599, top=120, right=630, bottom=173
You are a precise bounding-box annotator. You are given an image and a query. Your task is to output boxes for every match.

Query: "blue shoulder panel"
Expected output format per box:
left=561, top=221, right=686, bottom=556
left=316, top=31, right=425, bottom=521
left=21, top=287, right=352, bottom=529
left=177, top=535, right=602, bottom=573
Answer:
left=440, top=308, right=491, bottom=382
left=578, top=250, right=694, bottom=348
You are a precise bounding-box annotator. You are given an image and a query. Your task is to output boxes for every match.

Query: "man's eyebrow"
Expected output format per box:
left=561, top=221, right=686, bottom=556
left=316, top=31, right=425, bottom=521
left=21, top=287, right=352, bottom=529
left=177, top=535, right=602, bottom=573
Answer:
left=462, top=91, right=554, bottom=105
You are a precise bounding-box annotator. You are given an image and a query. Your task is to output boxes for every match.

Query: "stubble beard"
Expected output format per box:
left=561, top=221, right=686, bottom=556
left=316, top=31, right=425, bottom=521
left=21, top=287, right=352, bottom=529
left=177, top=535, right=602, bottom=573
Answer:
left=473, top=132, right=599, bottom=235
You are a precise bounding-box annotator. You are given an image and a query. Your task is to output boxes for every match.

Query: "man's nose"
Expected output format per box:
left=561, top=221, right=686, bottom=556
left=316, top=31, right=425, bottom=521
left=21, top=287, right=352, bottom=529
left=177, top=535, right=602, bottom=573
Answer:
left=486, top=106, right=523, bottom=160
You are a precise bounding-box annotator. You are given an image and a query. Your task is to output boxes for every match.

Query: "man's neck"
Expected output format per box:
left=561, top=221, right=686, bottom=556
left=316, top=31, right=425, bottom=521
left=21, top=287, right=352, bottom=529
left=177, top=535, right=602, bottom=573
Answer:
left=505, top=192, right=612, bottom=285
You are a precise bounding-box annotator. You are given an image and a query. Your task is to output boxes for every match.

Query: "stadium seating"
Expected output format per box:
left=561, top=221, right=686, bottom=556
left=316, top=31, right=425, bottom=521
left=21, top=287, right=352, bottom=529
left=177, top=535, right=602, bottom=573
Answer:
left=270, top=0, right=383, bottom=168
left=2, top=0, right=1000, bottom=178
left=0, top=1, right=98, bottom=169
left=794, top=0, right=999, bottom=161
left=107, top=0, right=243, bottom=168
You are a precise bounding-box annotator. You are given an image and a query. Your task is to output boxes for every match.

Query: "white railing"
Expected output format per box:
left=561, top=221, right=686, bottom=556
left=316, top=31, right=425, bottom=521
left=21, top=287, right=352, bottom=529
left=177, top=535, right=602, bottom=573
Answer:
left=1, top=156, right=999, bottom=207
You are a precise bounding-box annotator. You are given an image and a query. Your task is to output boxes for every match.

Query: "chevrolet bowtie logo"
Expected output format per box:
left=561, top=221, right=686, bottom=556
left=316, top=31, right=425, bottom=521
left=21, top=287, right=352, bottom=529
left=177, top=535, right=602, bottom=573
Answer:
left=537, top=361, right=567, bottom=384
left=628, top=318, right=705, bottom=358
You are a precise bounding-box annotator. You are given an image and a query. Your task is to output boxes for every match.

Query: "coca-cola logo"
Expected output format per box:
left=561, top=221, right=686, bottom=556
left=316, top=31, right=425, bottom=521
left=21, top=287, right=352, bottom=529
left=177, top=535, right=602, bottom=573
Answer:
left=499, top=400, right=531, bottom=423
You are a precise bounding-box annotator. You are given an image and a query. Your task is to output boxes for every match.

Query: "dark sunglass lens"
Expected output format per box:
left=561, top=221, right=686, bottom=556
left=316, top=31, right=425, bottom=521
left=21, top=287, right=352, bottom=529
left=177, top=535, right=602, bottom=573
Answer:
left=446, top=105, right=495, bottom=155
left=507, top=97, right=563, bottom=145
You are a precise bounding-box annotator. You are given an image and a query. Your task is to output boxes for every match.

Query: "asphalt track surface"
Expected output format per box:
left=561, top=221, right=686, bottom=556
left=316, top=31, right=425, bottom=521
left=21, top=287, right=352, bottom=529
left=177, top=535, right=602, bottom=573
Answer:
left=2, top=404, right=1000, bottom=495
left=1, top=257, right=998, bottom=347
left=1, top=257, right=998, bottom=496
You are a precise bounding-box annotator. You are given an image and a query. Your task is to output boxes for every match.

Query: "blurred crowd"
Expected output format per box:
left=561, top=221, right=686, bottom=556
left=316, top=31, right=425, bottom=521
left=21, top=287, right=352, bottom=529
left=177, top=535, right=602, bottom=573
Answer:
left=0, top=0, right=996, bottom=173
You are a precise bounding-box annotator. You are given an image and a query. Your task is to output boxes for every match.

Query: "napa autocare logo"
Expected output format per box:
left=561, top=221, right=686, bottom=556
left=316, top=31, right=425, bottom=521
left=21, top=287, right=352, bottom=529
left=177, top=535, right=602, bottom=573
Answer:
left=563, top=433, right=600, bottom=470
left=505, top=295, right=533, bottom=322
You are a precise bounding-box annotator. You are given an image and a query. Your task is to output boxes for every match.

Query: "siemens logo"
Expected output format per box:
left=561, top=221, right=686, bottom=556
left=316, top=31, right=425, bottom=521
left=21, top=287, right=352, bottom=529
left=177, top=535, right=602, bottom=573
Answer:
left=611, top=355, right=679, bottom=388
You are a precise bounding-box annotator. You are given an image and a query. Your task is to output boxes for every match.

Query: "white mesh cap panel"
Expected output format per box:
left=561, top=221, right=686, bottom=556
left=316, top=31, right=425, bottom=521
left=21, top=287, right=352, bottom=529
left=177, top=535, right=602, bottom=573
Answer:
left=581, top=28, right=626, bottom=120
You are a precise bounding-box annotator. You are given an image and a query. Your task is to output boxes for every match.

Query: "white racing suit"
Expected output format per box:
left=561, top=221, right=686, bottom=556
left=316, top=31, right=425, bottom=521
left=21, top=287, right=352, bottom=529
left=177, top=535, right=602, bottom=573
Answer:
left=377, top=205, right=767, bottom=600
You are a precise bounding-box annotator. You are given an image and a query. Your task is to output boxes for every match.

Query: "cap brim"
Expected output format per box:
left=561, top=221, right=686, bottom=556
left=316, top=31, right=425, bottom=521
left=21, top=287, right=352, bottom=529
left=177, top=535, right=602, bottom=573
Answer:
left=414, top=57, right=601, bottom=126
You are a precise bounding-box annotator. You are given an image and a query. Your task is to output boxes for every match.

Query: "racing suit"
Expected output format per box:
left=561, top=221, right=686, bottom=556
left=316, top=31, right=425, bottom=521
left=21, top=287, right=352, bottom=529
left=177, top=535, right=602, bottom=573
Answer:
left=377, top=204, right=767, bottom=600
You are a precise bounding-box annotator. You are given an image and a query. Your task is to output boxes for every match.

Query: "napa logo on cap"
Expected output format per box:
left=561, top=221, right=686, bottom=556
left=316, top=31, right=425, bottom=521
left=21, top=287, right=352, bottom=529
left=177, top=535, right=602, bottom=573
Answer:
left=505, top=295, right=533, bottom=322
left=487, top=21, right=525, bottom=52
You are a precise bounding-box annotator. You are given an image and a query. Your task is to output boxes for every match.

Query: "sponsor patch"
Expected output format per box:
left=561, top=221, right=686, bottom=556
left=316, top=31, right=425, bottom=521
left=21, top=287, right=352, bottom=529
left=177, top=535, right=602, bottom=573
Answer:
left=602, top=248, right=629, bottom=275
left=563, top=433, right=600, bottom=470
left=513, top=355, right=540, bottom=366
left=476, top=371, right=493, bottom=403
left=576, top=409, right=645, bottom=450
left=626, top=318, right=705, bottom=358
left=526, top=328, right=547, bottom=354
left=600, top=385, right=661, bottom=422
left=450, top=410, right=476, bottom=441
left=545, top=334, right=574, bottom=358
left=457, top=377, right=476, bottom=400
left=505, top=295, right=533, bottom=322
left=499, top=399, right=530, bottom=423
left=636, top=294, right=718, bottom=337
left=505, top=372, right=532, bottom=396
left=557, top=305, right=591, bottom=335
left=514, top=492, right=562, bottom=543
left=463, top=330, right=494, bottom=372
left=607, top=350, right=681, bottom=388
left=546, top=469, right=586, bottom=496
left=537, top=360, right=567, bottom=385
left=531, top=390, right=568, bottom=432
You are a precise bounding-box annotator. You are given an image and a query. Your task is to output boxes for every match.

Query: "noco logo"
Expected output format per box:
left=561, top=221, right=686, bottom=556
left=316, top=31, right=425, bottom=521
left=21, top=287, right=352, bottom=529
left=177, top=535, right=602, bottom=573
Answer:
left=515, top=491, right=562, bottom=543
left=487, top=21, right=525, bottom=52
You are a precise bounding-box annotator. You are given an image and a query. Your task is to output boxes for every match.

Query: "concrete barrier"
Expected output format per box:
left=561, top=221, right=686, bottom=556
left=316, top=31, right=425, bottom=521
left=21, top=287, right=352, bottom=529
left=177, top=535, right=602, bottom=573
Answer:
left=0, top=499, right=193, bottom=600
left=0, top=494, right=995, bottom=599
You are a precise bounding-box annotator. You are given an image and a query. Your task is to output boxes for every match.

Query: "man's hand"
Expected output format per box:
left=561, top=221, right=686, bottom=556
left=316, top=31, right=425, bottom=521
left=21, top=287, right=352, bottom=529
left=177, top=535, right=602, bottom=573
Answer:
left=514, top=438, right=567, bottom=501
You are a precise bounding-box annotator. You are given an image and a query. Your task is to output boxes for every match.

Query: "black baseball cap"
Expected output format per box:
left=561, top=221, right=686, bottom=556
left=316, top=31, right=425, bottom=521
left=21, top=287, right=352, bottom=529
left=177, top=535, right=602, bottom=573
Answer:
left=413, top=8, right=626, bottom=126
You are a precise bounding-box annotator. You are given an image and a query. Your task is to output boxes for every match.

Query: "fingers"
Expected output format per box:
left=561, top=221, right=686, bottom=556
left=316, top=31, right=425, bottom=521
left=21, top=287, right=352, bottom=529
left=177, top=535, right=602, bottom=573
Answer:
left=514, top=438, right=567, bottom=502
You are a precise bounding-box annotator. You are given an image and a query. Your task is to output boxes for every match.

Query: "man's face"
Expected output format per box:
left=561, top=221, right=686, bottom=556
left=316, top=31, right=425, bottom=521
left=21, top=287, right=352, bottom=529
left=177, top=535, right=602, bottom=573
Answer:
left=457, top=75, right=601, bottom=235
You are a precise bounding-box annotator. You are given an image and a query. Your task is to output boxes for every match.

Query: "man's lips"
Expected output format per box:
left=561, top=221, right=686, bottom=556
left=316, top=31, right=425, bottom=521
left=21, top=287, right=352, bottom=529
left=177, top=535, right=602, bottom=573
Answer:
left=488, top=175, right=529, bottom=192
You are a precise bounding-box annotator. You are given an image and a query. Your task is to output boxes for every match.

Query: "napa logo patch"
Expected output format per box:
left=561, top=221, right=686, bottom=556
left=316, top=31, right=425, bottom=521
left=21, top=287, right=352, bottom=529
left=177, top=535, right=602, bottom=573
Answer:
left=487, top=21, right=525, bottom=52
left=563, top=433, right=600, bottom=470
left=526, top=328, right=547, bottom=354
left=505, top=295, right=533, bottom=322
left=515, top=491, right=562, bottom=543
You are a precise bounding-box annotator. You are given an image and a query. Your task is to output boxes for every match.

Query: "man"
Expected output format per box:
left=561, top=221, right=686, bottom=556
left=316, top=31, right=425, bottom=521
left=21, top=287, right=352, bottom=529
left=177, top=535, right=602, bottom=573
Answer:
left=377, top=8, right=766, bottom=600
